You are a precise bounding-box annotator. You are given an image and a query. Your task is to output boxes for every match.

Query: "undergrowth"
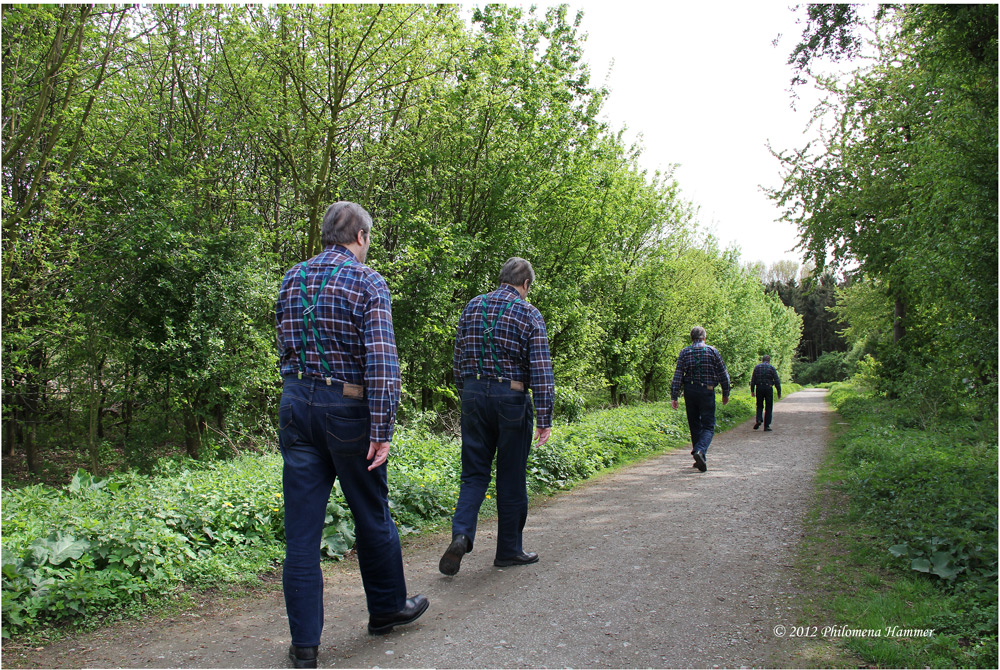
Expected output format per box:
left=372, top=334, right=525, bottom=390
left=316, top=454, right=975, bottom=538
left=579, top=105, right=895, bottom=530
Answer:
left=803, top=382, right=998, bottom=668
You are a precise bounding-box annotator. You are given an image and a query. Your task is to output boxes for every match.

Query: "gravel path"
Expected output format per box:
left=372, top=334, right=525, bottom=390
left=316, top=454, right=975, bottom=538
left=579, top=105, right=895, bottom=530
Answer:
left=7, top=389, right=831, bottom=669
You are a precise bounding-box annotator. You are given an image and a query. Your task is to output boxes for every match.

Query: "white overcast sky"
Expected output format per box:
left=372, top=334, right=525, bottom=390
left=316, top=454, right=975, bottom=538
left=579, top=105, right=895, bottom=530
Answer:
left=568, top=1, right=826, bottom=267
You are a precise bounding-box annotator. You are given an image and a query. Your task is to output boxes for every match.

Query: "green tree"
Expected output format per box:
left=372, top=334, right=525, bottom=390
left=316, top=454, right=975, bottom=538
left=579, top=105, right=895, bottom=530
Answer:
left=771, top=4, right=997, bottom=403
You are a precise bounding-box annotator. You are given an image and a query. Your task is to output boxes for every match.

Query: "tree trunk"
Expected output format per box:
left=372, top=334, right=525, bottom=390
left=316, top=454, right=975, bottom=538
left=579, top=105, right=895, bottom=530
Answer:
left=88, top=393, right=100, bottom=473
left=893, top=296, right=906, bottom=344
left=183, top=410, right=202, bottom=459
left=24, top=424, right=38, bottom=475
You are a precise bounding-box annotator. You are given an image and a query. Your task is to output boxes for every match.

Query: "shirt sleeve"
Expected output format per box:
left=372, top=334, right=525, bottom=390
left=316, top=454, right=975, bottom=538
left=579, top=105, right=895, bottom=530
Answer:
left=670, top=349, right=685, bottom=400
left=363, top=276, right=401, bottom=442
left=715, top=349, right=731, bottom=397
left=528, top=312, right=555, bottom=429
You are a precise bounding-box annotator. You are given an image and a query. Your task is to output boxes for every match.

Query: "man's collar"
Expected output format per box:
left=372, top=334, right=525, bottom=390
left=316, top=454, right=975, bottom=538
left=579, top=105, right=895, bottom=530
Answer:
left=323, top=244, right=359, bottom=262
left=496, top=284, right=521, bottom=298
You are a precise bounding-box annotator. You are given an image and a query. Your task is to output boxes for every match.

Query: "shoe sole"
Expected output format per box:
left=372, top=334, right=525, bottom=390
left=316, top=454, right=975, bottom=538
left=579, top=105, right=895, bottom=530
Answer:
left=693, top=452, right=707, bottom=472
left=367, top=598, right=430, bottom=635
left=493, top=555, right=539, bottom=567
left=439, top=540, right=467, bottom=576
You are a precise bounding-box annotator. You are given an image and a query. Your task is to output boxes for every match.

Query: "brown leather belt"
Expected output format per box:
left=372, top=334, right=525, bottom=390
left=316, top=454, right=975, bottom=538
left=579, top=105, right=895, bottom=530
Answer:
left=469, top=376, right=525, bottom=392
left=287, top=373, right=366, bottom=398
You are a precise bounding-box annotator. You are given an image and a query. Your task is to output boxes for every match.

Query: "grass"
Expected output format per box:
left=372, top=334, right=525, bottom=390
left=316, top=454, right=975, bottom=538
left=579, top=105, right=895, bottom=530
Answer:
left=783, top=382, right=998, bottom=669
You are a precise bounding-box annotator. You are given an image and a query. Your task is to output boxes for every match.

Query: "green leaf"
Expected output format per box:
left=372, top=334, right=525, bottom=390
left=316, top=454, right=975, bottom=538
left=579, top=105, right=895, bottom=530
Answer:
left=33, top=533, right=92, bottom=566
left=888, top=543, right=910, bottom=558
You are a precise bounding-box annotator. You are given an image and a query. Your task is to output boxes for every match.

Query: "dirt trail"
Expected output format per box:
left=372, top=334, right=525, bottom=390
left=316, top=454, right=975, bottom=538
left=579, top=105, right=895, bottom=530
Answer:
left=5, top=389, right=831, bottom=669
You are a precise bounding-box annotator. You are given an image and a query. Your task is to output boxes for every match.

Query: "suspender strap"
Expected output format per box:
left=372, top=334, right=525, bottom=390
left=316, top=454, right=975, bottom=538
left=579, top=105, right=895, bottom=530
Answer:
left=297, top=259, right=353, bottom=377
left=688, top=344, right=706, bottom=383
left=477, top=294, right=520, bottom=377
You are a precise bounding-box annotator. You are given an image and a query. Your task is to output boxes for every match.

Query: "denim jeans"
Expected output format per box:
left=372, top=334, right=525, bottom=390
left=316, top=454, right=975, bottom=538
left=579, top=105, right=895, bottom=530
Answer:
left=755, top=386, right=774, bottom=427
left=451, top=377, right=534, bottom=560
left=683, top=383, right=717, bottom=457
left=279, top=375, right=406, bottom=648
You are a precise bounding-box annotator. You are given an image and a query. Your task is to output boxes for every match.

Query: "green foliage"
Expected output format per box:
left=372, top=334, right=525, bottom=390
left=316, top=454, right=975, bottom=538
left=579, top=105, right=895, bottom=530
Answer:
left=1, top=454, right=293, bottom=638
left=826, top=382, right=998, bottom=666
left=554, top=386, right=586, bottom=424
left=793, top=351, right=850, bottom=385
left=2, top=3, right=802, bottom=476
left=772, top=4, right=997, bottom=416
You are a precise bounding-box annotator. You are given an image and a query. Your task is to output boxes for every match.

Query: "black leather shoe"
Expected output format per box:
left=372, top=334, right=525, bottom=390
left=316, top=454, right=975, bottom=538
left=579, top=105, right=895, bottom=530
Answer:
left=764, top=427, right=772, bottom=432
left=439, top=534, right=471, bottom=576
left=368, top=595, right=429, bottom=635
left=693, top=451, right=707, bottom=472
left=753, top=422, right=760, bottom=430
left=494, top=551, right=539, bottom=567
left=288, top=645, right=317, bottom=669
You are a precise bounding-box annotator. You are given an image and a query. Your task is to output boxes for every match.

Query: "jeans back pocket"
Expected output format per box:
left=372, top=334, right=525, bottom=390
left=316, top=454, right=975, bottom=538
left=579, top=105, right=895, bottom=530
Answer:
left=324, top=411, right=369, bottom=456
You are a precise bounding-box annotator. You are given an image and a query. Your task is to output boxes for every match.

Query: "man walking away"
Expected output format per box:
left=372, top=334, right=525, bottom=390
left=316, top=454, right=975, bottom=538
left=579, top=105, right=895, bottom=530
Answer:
left=670, top=326, right=731, bottom=472
left=750, top=354, right=782, bottom=431
left=439, top=257, right=554, bottom=576
left=275, top=201, right=428, bottom=669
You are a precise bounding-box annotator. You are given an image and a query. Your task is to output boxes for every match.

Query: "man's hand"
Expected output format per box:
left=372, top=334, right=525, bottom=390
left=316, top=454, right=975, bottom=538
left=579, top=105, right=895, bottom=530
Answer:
left=722, top=396, right=730, bottom=405
left=751, top=392, right=755, bottom=398
left=535, top=427, right=551, bottom=446
left=671, top=399, right=679, bottom=410
left=367, top=441, right=391, bottom=470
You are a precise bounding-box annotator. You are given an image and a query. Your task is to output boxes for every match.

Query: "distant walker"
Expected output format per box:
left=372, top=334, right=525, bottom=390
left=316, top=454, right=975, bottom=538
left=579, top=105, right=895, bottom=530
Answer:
left=750, top=355, right=782, bottom=431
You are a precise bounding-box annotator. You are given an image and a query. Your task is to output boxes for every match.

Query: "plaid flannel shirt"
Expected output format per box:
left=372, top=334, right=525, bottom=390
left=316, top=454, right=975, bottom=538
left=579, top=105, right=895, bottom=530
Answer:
left=275, top=245, right=401, bottom=442
left=670, top=342, right=731, bottom=400
left=453, top=284, right=555, bottom=429
left=750, top=362, right=781, bottom=396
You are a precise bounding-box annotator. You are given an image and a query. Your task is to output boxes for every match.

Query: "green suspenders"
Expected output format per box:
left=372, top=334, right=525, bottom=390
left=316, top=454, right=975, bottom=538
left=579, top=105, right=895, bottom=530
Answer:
left=477, top=294, right=520, bottom=378
left=297, top=259, right=353, bottom=379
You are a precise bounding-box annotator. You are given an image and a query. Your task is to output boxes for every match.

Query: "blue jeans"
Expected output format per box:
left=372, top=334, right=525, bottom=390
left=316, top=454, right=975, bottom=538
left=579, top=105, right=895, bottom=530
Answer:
left=451, top=377, right=534, bottom=560
left=755, top=387, right=774, bottom=427
left=279, top=375, right=406, bottom=648
left=683, top=383, right=716, bottom=457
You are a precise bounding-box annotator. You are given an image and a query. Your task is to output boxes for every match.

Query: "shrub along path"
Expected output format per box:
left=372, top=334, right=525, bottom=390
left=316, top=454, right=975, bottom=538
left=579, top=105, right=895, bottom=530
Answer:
left=6, top=390, right=831, bottom=668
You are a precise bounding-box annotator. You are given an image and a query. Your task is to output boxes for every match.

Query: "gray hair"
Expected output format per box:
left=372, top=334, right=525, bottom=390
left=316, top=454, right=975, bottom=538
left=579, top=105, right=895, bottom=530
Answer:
left=690, top=326, right=706, bottom=342
left=499, top=257, right=535, bottom=288
left=322, top=201, right=372, bottom=247
left=761, top=354, right=771, bottom=363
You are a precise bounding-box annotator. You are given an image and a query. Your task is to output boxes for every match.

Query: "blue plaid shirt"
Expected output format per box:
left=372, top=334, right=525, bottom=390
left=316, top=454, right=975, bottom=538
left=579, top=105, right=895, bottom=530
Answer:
left=670, top=341, right=731, bottom=400
left=453, top=284, right=555, bottom=428
left=750, top=363, right=781, bottom=396
left=275, top=245, right=401, bottom=442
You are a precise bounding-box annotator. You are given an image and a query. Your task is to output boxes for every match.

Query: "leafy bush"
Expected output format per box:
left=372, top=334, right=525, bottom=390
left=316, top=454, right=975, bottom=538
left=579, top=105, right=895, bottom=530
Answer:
left=793, top=351, right=850, bottom=384
left=554, top=386, right=586, bottom=424
left=2, top=457, right=294, bottom=638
